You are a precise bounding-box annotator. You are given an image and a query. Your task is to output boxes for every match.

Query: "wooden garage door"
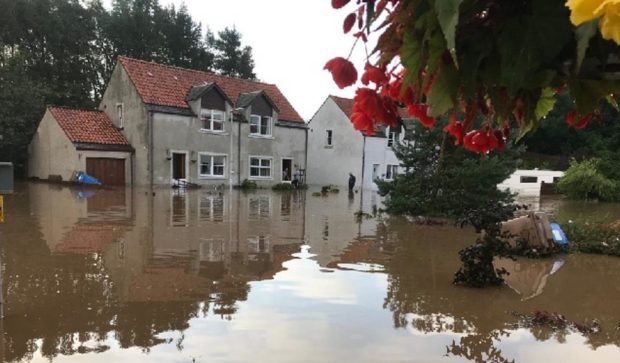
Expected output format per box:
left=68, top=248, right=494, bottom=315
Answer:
left=86, top=158, right=125, bottom=185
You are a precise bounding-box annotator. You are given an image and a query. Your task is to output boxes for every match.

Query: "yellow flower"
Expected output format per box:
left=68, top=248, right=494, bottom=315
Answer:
left=595, top=0, right=620, bottom=44
left=567, top=0, right=620, bottom=45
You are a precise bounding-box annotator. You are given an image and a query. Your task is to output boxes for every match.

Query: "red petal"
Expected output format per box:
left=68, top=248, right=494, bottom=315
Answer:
left=324, top=57, right=358, bottom=89
left=331, top=0, right=351, bottom=9
left=343, top=13, right=356, bottom=33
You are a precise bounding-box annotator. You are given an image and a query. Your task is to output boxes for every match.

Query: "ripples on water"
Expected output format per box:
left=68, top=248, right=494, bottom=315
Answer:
left=0, top=182, right=619, bottom=362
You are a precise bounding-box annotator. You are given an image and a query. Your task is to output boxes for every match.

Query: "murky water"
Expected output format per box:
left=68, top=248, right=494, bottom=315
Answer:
left=0, top=183, right=619, bottom=363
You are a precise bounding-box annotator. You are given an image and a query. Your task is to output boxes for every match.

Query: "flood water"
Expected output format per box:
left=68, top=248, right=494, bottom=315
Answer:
left=1, top=182, right=620, bottom=363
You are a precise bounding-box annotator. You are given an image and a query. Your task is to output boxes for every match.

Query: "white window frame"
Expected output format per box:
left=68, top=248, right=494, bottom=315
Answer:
left=198, top=152, right=227, bottom=178
left=200, top=109, right=225, bottom=132
left=249, top=114, right=272, bottom=137
left=248, top=195, right=272, bottom=220
left=198, top=192, right=226, bottom=222
left=249, top=156, right=273, bottom=179
left=116, top=103, right=124, bottom=129
left=387, top=131, right=397, bottom=147
left=326, top=130, right=333, bottom=147
left=386, top=164, right=399, bottom=180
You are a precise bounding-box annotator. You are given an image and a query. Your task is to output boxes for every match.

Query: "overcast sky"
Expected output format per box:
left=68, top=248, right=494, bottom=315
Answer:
left=103, top=0, right=374, bottom=120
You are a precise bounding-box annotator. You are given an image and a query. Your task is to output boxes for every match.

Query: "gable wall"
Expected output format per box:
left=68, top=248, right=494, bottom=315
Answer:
left=99, top=63, right=150, bottom=185
left=306, top=98, right=364, bottom=187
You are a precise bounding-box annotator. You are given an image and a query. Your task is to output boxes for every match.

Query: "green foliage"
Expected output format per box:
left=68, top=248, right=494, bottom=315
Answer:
left=561, top=220, right=620, bottom=257
left=272, top=183, right=294, bottom=191
left=321, top=185, right=339, bottom=194
left=556, top=159, right=618, bottom=201
left=213, top=27, right=256, bottom=80
left=377, top=120, right=521, bottom=232
left=453, top=233, right=511, bottom=287
left=239, top=179, right=257, bottom=190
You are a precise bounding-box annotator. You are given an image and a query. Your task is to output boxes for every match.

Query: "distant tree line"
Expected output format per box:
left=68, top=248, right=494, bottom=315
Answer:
left=0, top=0, right=256, bottom=173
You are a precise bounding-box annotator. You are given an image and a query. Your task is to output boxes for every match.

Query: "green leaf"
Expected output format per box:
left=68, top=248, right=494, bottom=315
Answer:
left=516, top=118, right=536, bottom=142
left=426, top=64, right=458, bottom=117
left=605, top=94, right=620, bottom=112
left=534, top=87, right=557, bottom=120
left=401, top=31, right=424, bottom=93
left=570, top=79, right=620, bottom=115
left=434, top=0, right=462, bottom=65
left=574, top=19, right=598, bottom=74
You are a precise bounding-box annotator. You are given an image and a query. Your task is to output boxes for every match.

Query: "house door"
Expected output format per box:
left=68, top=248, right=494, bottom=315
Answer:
left=86, top=158, right=125, bottom=185
left=281, top=158, right=293, bottom=181
left=172, top=152, right=187, bottom=181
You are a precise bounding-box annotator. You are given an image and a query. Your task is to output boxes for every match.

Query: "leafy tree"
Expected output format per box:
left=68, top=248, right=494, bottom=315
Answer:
left=213, top=27, right=256, bottom=80
left=377, top=120, right=521, bottom=231
left=0, top=55, right=49, bottom=174
left=556, top=159, right=618, bottom=200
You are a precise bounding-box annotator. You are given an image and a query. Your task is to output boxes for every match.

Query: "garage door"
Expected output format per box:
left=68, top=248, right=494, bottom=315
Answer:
left=86, top=158, right=125, bottom=185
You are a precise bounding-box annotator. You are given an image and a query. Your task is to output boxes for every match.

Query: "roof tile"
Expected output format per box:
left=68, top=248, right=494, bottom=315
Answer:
left=119, top=56, right=304, bottom=123
left=49, top=106, right=130, bottom=146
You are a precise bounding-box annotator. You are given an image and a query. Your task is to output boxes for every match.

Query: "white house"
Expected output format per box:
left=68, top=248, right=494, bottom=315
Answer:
left=306, top=95, right=404, bottom=190
left=498, top=169, right=564, bottom=196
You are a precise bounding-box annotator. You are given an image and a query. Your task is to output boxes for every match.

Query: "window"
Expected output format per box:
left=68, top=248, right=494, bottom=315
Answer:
left=326, top=130, right=333, bottom=146
left=386, top=164, right=399, bottom=180
left=199, top=239, right=225, bottom=261
left=116, top=103, right=124, bottom=129
left=249, top=195, right=271, bottom=219
left=372, top=164, right=380, bottom=180
left=199, top=153, right=226, bottom=177
left=250, top=115, right=272, bottom=136
left=200, top=109, right=224, bottom=132
left=199, top=193, right=225, bottom=222
left=520, top=176, right=538, bottom=183
left=387, top=131, right=397, bottom=147
left=249, top=156, right=272, bottom=178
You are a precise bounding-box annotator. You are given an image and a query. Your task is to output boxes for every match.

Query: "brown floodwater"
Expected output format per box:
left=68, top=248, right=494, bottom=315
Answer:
left=0, top=182, right=619, bottom=363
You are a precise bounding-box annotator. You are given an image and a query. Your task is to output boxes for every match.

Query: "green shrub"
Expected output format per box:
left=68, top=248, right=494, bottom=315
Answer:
left=240, top=179, right=257, bottom=190
left=560, top=220, right=620, bottom=256
left=272, top=183, right=294, bottom=191
left=556, top=159, right=618, bottom=201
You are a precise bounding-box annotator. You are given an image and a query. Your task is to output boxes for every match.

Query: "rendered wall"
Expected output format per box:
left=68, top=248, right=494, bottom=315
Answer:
left=306, top=98, right=364, bottom=187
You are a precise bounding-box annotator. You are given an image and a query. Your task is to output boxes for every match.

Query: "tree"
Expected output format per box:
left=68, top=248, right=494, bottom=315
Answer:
left=326, top=0, right=620, bottom=153
left=212, top=27, right=256, bottom=80
left=556, top=159, right=618, bottom=200
left=377, top=119, right=521, bottom=231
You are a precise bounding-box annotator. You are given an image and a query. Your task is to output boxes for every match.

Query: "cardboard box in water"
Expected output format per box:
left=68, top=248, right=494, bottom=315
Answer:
left=501, top=212, right=554, bottom=250
left=0, top=162, right=14, bottom=194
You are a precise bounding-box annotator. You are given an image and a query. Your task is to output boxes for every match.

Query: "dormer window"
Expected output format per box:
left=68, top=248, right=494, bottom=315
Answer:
left=250, top=115, right=272, bottom=136
left=201, top=109, right=224, bottom=132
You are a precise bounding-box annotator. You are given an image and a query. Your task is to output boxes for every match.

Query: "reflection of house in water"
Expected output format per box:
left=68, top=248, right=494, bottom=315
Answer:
left=28, top=183, right=133, bottom=254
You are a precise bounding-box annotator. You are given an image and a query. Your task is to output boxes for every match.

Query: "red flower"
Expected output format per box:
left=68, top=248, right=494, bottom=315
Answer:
left=406, top=103, right=435, bottom=128
left=350, top=88, right=399, bottom=135
left=443, top=112, right=463, bottom=144
left=343, top=13, right=356, bottom=33
left=566, top=111, right=592, bottom=129
left=462, top=125, right=504, bottom=154
left=324, top=57, right=358, bottom=89
left=353, top=31, right=368, bottom=42
left=361, top=64, right=388, bottom=86
left=331, top=0, right=351, bottom=9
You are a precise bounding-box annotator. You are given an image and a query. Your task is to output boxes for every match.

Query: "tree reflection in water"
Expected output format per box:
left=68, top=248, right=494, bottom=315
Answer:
left=378, top=216, right=620, bottom=363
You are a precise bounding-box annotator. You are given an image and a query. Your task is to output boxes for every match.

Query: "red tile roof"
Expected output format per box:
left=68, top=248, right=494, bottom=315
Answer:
left=330, top=95, right=354, bottom=118
left=118, top=56, right=304, bottom=123
left=49, top=106, right=130, bottom=146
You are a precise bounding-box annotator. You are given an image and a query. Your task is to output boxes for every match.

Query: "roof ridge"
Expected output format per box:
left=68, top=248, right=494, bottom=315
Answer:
left=118, top=55, right=276, bottom=87
left=47, top=105, right=104, bottom=113
left=329, top=94, right=353, bottom=102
